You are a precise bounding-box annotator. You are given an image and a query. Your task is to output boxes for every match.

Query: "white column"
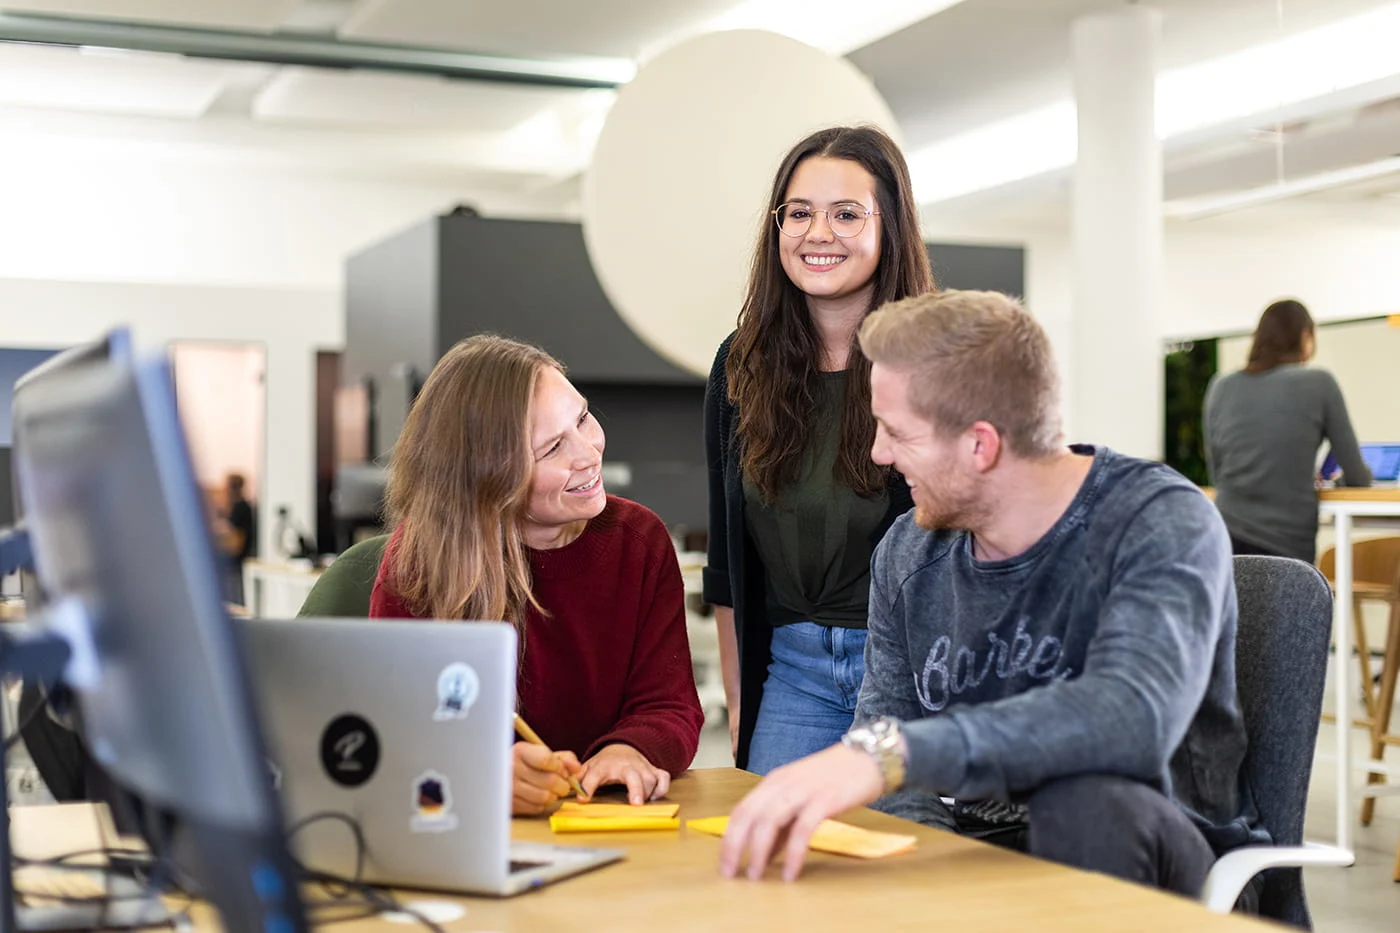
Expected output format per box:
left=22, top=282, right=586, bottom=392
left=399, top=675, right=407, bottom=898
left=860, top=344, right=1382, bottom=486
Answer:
left=1071, top=6, right=1163, bottom=459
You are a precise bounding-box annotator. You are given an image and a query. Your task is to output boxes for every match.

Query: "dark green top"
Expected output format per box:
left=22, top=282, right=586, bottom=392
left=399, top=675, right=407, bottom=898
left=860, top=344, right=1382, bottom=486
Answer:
left=741, top=370, right=890, bottom=628
left=296, top=534, right=390, bottom=618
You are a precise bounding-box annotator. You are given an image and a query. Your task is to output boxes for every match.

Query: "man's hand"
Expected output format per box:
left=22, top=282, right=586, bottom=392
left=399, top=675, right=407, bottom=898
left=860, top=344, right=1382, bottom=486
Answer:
left=579, top=744, right=671, bottom=805
left=719, top=744, right=884, bottom=882
left=511, top=742, right=582, bottom=815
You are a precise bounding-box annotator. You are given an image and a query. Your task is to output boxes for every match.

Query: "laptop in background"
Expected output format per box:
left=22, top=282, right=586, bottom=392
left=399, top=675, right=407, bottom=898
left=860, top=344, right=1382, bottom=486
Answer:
left=1320, top=443, right=1400, bottom=485
left=238, top=617, right=624, bottom=896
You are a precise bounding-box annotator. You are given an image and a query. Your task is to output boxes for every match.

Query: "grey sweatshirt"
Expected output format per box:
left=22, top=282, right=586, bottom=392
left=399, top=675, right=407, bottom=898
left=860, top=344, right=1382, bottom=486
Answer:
left=858, top=446, right=1265, bottom=853
left=1204, top=365, right=1371, bottom=562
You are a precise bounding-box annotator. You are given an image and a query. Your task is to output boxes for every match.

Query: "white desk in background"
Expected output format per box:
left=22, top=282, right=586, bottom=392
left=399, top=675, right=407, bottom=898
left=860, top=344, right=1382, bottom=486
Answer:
left=1318, top=487, right=1400, bottom=855
left=240, top=558, right=322, bottom=619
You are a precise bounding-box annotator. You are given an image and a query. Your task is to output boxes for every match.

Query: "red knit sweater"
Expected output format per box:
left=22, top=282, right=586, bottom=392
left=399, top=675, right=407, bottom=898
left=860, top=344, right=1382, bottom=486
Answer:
left=369, top=496, right=703, bottom=776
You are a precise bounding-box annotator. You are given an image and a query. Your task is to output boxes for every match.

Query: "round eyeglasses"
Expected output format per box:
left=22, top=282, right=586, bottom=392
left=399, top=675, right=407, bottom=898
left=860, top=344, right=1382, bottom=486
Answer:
left=772, top=201, right=880, bottom=238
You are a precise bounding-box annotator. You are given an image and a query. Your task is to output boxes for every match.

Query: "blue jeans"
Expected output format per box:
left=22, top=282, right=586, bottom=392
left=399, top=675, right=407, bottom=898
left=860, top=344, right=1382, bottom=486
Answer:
left=746, top=622, right=867, bottom=775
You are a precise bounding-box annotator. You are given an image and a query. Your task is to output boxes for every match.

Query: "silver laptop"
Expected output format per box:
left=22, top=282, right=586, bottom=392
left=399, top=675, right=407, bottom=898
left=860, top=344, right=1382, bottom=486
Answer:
left=237, top=617, right=624, bottom=896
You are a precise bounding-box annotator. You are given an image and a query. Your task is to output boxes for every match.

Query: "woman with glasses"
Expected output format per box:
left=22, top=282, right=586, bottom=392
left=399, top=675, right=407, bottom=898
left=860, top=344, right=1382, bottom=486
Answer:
left=704, top=125, right=934, bottom=773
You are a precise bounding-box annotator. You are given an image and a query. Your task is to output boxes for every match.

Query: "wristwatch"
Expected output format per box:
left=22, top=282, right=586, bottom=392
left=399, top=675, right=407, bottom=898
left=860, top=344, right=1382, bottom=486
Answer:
left=841, top=717, right=907, bottom=794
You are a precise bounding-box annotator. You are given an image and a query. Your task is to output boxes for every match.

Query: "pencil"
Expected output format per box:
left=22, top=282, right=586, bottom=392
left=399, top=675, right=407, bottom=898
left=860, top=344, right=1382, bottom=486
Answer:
left=513, top=713, right=587, bottom=799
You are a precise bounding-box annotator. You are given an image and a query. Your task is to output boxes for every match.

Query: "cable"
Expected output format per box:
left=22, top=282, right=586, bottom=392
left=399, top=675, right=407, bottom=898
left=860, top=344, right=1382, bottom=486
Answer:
left=9, top=846, right=192, bottom=930
left=2, top=694, right=44, bottom=752
left=285, top=811, right=449, bottom=933
left=12, top=811, right=451, bottom=932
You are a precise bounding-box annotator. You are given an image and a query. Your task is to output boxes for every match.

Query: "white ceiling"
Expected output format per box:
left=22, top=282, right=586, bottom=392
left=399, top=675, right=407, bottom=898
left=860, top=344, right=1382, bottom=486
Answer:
left=0, top=0, right=1397, bottom=221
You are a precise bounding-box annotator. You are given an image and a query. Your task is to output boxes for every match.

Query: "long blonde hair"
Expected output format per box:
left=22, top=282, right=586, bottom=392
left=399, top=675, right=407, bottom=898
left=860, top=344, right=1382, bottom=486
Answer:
left=385, top=334, right=560, bottom=628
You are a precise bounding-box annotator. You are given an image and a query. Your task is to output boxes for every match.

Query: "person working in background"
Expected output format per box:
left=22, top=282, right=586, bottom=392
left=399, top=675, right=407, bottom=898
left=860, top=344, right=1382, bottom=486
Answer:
left=215, top=472, right=255, bottom=605
left=1204, top=298, right=1371, bottom=562
left=370, top=335, right=703, bottom=814
left=704, top=125, right=931, bottom=773
left=719, top=290, right=1264, bottom=896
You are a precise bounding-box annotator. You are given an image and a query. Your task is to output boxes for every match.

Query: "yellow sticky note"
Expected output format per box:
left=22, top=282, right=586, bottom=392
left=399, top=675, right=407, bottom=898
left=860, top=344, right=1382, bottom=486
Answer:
left=550, top=814, right=680, bottom=833
left=554, top=802, right=680, bottom=819
left=685, top=816, right=916, bottom=859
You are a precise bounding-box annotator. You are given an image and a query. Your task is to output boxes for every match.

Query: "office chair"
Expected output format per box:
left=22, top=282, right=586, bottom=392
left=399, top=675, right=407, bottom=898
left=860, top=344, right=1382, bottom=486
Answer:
left=296, top=534, right=390, bottom=618
left=1201, top=556, right=1353, bottom=927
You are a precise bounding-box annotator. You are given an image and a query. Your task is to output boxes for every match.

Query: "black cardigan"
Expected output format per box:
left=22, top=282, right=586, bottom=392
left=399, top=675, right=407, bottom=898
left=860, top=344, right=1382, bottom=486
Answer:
left=702, top=333, right=914, bottom=769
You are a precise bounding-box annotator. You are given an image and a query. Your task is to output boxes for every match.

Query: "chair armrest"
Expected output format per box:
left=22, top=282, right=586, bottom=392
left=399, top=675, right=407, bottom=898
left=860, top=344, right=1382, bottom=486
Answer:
left=1202, top=843, right=1355, bottom=913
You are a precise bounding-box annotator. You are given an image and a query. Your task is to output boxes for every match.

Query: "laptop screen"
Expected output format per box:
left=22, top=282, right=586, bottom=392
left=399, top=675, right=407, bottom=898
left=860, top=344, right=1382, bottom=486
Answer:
left=1321, top=443, right=1400, bottom=483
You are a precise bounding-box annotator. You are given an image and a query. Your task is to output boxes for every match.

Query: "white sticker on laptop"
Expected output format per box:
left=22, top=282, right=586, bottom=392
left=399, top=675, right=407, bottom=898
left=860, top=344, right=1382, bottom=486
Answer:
left=433, top=662, right=479, bottom=721
left=410, top=770, right=458, bottom=833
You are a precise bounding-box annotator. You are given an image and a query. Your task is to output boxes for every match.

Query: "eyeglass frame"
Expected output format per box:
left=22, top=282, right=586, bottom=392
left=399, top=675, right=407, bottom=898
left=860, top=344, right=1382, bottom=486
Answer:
left=770, top=201, right=881, bottom=238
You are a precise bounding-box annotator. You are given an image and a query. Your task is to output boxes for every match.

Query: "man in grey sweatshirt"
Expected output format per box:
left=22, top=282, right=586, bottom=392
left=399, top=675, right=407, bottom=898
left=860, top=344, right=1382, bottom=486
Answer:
left=719, top=290, right=1265, bottom=895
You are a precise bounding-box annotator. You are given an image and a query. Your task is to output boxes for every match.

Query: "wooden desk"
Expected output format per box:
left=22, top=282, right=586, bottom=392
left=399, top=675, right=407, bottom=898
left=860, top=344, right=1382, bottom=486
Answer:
left=11, top=769, right=1271, bottom=932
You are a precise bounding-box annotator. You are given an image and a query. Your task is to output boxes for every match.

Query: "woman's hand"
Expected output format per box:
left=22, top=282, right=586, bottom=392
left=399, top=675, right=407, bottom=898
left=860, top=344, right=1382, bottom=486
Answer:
left=579, top=744, right=671, bottom=805
left=511, top=742, right=582, bottom=815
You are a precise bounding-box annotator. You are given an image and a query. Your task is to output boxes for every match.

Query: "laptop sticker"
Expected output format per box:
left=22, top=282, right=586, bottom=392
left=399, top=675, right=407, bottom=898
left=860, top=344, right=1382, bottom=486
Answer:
left=411, top=770, right=459, bottom=833
left=433, top=662, right=480, bottom=721
left=319, top=714, right=381, bottom=788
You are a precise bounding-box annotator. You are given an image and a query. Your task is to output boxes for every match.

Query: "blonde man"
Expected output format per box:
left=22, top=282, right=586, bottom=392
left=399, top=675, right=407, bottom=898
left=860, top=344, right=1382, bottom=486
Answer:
left=720, top=290, right=1263, bottom=899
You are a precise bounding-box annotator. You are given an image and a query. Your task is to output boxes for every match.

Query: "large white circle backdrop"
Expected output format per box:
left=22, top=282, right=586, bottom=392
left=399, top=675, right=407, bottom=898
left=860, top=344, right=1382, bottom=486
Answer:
left=582, top=30, right=901, bottom=377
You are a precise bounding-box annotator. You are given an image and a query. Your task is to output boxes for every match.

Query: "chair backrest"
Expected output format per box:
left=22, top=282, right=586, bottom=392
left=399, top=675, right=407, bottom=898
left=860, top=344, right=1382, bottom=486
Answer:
left=1232, top=555, right=1334, bottom=928
left=296, top=534, right=390, bottom=618
left=1316, top=535, right=1400, bottom=596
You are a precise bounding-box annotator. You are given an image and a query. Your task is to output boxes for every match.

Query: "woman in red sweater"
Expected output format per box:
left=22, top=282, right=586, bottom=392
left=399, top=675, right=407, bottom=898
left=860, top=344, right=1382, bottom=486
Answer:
left=369, top=335, right=703, bottom=815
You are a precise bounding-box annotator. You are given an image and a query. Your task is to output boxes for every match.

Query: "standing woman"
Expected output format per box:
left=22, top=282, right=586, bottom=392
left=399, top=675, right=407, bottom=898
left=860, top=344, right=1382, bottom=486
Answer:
left=1204, top=298, right=1372, bottom=562
left=704, top=125, right=933, bottom=773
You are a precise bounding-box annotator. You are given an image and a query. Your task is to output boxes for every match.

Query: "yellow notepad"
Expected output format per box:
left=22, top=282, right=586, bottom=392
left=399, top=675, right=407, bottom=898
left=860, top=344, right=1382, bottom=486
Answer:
left=685, top=816, right=916, bottom=858
left=549, top=800, right=682, bottom=833
left=549, top=815, right=680, bottom=833
left=554, top=802, right=680, bottom=819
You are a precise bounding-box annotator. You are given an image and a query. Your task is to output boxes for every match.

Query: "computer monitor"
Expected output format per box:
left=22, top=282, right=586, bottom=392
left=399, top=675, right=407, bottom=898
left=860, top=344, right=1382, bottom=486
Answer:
left=1320, top=443, right=1400, bottom=483
left=9, top=328, right=133, bottom=609
left=10, top=350, right=306, bottom=931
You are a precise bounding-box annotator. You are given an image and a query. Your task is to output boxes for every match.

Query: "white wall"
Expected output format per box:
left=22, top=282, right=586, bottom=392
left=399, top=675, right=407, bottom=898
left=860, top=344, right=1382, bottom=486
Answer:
left=0, top=113, right=568, bottom=560
left=1219, top=316, right=1400, bottom=445
left=0, top=277, right=337, bottom=560
left=926, top=201, right=1400, bottom=447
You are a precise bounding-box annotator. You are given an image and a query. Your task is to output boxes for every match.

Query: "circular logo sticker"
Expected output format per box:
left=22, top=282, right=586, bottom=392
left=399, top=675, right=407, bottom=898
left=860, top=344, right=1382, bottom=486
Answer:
left=319, top=714, right=381, bottom=788
left=433, top=663, right=480, bottom=721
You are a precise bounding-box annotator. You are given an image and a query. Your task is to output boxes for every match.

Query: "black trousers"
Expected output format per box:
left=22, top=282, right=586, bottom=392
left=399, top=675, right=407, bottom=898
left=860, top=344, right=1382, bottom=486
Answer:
left=1229, top=535, right=1290, bottom=559
left=964, top=775, right=1218, bottom=898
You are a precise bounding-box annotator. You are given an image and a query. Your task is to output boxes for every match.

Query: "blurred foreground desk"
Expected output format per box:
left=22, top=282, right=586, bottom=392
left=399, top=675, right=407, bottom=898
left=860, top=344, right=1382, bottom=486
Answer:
left=11, top=769, right=1270, bottom=932
left=1319, top=487, right=1400, bottom=854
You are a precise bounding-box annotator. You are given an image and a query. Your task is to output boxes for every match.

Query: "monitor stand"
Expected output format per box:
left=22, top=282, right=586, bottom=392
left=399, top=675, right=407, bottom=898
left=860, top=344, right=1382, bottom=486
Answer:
left=0, top=559, right=177, bottom=931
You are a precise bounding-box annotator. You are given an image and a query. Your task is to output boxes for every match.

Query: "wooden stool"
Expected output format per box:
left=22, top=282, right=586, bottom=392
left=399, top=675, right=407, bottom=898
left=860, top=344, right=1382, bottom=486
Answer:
left=1318, top=537, right=1400, bottom=850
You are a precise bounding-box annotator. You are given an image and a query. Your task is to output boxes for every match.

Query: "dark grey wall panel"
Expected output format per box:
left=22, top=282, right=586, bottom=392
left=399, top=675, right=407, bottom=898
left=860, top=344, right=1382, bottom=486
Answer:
left=345, top=218, right=439, bottom=459
left=574, top=382, right=707, bottom=531
left=342, top=212, right=1027, bottom=536
left=437, top=214, right=700, bottom=386
left=927, top=242, right=1026, bottom=297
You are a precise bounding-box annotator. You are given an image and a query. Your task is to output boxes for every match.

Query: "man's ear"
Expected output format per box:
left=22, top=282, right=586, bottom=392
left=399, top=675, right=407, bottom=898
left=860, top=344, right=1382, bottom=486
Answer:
left=967, top=421, right=1002, bottom=473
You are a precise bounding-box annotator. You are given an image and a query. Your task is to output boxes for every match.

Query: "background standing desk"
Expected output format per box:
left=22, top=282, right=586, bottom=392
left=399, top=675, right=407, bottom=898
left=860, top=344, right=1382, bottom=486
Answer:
left=11, top=768, right=1273, bottom=932
left=1318, top=487, right=1400, bottom=854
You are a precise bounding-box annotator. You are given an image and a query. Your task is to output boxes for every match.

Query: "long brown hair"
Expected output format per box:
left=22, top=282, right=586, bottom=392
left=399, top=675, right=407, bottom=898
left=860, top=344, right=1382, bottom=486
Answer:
left=1245, top=299, right=1314, bottom=374
left=385, top=334, right=556, bottom=629
left=727, top=125, right=935, bottom=501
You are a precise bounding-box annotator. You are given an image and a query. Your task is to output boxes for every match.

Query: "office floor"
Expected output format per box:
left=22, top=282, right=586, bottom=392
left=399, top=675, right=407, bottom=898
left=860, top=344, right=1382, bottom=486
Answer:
left=690, top=707, right=1400, bottom=932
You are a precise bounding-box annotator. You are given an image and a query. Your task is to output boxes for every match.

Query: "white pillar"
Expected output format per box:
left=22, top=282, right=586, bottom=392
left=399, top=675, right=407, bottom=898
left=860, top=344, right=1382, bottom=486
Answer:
left=1071, top=6, right=1163, bottom=459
